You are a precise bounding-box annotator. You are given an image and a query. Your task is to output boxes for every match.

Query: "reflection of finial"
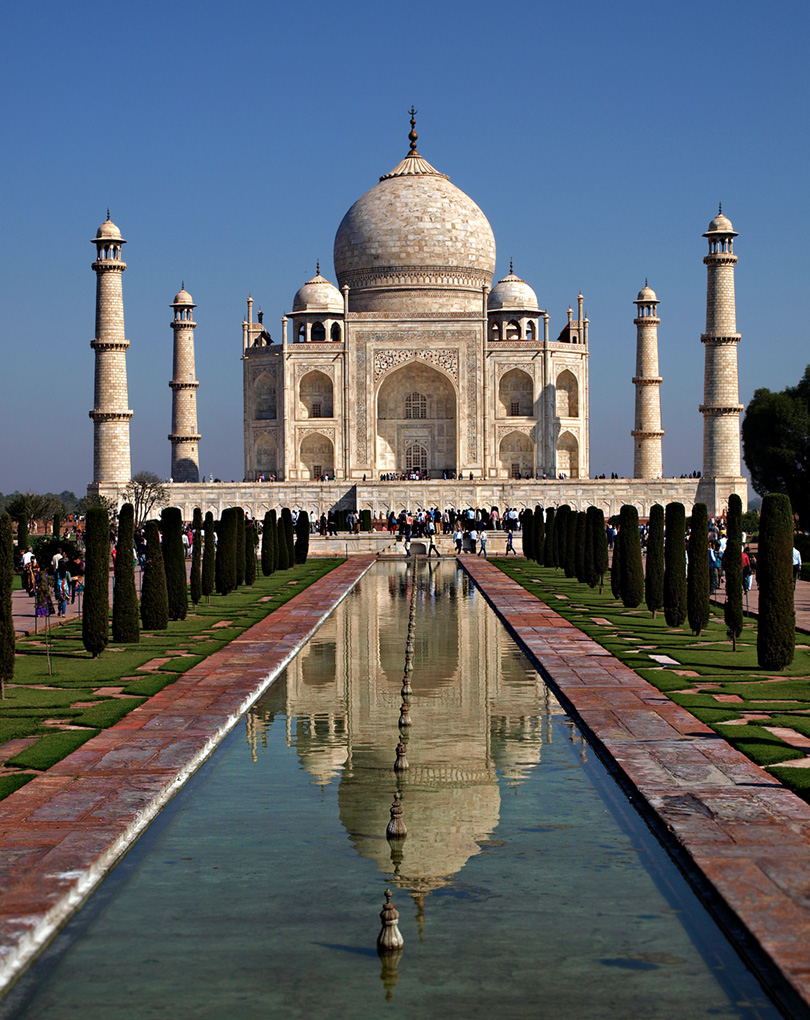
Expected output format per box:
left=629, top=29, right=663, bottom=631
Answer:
left=408, top=106, right=418, bottom=153
left=377, top=889, right=404, bottom=953
left=386, top=791, right=407, bottom=839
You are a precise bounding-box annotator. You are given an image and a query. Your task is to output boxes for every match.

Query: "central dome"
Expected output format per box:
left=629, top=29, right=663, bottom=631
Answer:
left=333, top=146, right=496, bottom=314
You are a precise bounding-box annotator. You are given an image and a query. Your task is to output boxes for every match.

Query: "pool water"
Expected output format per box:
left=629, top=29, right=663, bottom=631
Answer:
left=0, top=561, right=779, bottom=1019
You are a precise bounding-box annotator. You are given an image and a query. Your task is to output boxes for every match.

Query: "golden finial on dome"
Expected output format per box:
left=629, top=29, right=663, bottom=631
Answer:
left=316, top=259, right=320, bottom=276
left=719, top=202, right=722, bottom=214
left=510, top=258, right=513, bottom=275
left=408, top=106, right=418, bottom=153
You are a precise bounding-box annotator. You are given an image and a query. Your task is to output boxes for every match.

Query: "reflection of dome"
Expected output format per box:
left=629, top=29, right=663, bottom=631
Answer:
left=333, top=144, right=496, bottom=314
left=488, top=270, right=539, bottom=311
left=292, top=271, right=344, bottom=314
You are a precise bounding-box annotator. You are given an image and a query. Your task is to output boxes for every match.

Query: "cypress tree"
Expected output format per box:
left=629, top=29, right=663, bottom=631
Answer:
left=201, top=511, right=215, bottom=601
left=17, top=514, right=29, bottom=567
left=112, top=502, right=139, bottom=643
left=276, top=515, right=290, bottom=570
left=83, top=506, right=110, bottom=657
left=610, top=526, right=622, bottom=599
left=141, top=520, right=169, bottom=630
left=161, top=507, right=188, bottom=621
left=261, top=511, right=273, bottom=575
left=216, top=508, right=237, bottom=595
left=267, top=509, right=278, bottom=574
left=724, top=493, right=744, bottom=650
left=282, top=508, right=295, bottom=567
left=555, top=505, right=570, bottom=571
left=663, top=502, right=687, bottom=627
left=592, top=507, right=609, bottom=593
left=575, top=511, right=587, bottom=582
left=244, top=519, right=257, bottom=586
left=687, top=503, right=710, bottom=636
left=0, top=513, right=15, bottom=697
left=235, top=507, right=246, bottom=587
left=544, top=507, right=556, bottom=567
left=295, top=511, right=310, bottom=564
left=645, top=504, right=665, bottom=618
left=52, top=512, right=61, bottom=540
left=534, top=506, right=545, bottom=566
left=619, top=504, right=644, bottom=607
left=757, top=493, right=795, bottom=670
left=522, top=508, right=534, bottom=560
left=190, top=507, right=202, bottom=607
left=583, top=507, right=597, bottom=588
left=563, top=508, right=577, bottom=579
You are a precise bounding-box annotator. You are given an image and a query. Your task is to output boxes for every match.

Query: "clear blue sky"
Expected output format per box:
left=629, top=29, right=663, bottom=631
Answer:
left=1, top=0, right=807, bottom=495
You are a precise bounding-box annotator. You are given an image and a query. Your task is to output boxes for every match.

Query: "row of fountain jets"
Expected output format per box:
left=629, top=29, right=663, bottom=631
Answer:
left=376, top=567, right=418, bottom=957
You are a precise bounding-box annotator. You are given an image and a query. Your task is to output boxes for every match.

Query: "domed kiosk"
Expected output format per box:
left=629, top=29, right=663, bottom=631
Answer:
left=241, top=112, right=590, bottom=486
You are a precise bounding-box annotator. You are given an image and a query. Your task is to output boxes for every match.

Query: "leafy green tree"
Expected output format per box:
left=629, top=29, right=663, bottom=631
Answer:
left=141, top=520, right=169, bottom=631
left=7, top=493, right=63, bottom=564
left=663, top=502, right=687, bottom=627
left=0, top=513, right=15, bottom=697
left=83, top=506, right=110, bottom=657
left=282, top=508, right=295, bottom=567
left=757, top=493, right=795, bottom=669
left=294, top=511, right=310, bottom=564
left=592, top=507, right=609, bottom=593
left=618, top=505, right=644, bottom=607
left=190, top=508, right=203, bottom=607
left=276, top=514, right=290, bottom=570
left=112, top=502, right=139, bottom=643
left=743, top=366, right=810, bottom=528
left=574, top=511, right=587, bottom=582
left=544, top=508, right=556, bottom=567
left=724, top=493, right=744, bottom=650
left=687, top=503, right=710, bottom=636
left=201, top=512, right=215, bottom=601
left=522, top=508, right=534, bottom=560
left=235, top=508, right=246, bottom=587
left=645, top=504, right=665, bottom=617
left=244, top=519, right=257, bottom=585
left=533, top=506, right=545, bottom=566
left=160, top=507, right=188, bottom=621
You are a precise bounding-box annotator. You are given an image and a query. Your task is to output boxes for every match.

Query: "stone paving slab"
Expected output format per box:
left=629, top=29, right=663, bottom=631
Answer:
left=460, top=557, right=810, bottom=1018
left=0, top=556, right=375, bottom=996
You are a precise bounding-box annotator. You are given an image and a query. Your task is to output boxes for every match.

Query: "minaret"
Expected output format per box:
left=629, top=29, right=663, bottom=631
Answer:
left=168, top=285, right=201, bottom=482
left=90, top=212, right=132, bottom=485
left=632, top=282, right=664, bottom=479
left=700, top=207, right=742, bottom=479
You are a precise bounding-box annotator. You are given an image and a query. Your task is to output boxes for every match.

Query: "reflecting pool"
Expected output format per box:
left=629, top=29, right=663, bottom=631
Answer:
left=0, top=561, right=778, bottom=1019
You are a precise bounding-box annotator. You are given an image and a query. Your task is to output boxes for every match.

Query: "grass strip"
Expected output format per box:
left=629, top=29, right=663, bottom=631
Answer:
left=6, top=729, right=101, bottom=770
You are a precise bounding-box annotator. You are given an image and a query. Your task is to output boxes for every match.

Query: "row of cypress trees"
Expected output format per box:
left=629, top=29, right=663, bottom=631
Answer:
left=522, top=504, right=609, bottom=592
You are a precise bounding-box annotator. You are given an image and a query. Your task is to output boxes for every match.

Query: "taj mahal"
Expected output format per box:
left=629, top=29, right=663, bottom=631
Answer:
left=88, top=113, right=747, bottom=521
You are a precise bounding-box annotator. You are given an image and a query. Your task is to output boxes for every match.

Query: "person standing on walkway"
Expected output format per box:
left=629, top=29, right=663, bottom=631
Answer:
left=468, top=527, right=478, bottom=555
left=505, top=530, right=516, bottom=556
left=453, top=527, right=463, bottom=554
left=478, top=529, right=488, bottom=557
left=427, top=531, right=440, bottom=557
left=793, top=545, right=803, bottom=588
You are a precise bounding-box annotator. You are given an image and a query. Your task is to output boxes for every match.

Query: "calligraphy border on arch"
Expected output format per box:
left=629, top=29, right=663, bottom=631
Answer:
left=373, top=347, right=459, bottom=383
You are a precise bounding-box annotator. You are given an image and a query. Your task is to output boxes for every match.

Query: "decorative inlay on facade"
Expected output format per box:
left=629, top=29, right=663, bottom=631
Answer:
left=496, top=424, right=536, bottom=440
left=295, top=361, right=335, bottom=381
left=297, top=425, right=336, bottom=441
left=466, top=347, right=477, bottom=461
left=342, top=265, right=492, bottom=291
left=90, top=340, right=130, bottom=352
left=700, top=334, right=741, bottom=345
left=373, top=348, right=459, bottom=383
left=355, top=342, right=367, bottom=461
left=699, top=405, right=744, bottom=415
left=495, top=362, right=537, bottom=380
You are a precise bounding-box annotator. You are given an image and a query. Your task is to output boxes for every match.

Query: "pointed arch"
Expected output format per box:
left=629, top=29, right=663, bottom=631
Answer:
left=498, top=368, right=533, bottom=416
left=253, top=373, right=277, bottom=420
left=299, top=370, right=333, bottom=418
left=299, top=432, right=334, bottom=480
left=498, top=430, right=534, bottom=479
left=556, top=430, right=579, bottom=479
left=556, top=370, right=579, bottom=417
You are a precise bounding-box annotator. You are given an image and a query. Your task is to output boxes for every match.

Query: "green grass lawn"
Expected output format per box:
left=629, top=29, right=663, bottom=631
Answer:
left=0, top=559, right=343, bottom=798
left=490, top=558, right=810, bottom=802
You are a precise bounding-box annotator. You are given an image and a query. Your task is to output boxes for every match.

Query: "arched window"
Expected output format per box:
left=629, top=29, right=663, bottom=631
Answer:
left=406, top=443, right=428, bottom=472
left=297, top=323, right=306, bottom=342
left=490, top=321, right=500, bottom=341
left=526, top=321, right=535, bottom=341
left=506, top=320, right=520, bottom=340
left=311, top=321, right=326, bottom=342
left=404, top=392, right=427, bottom=419
left=331, top=323, right=341, bottom=342
left=254, top=374, right=277, bottom=420
left=556, top=370, right=579, bottom=417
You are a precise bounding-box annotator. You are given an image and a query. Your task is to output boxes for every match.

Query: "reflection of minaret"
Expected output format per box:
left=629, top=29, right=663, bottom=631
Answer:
left=700, top=207, right=742, bottom=478
left=632, top=283, right=664, bottom=479
left=90, top=213, right=132, bottom=484
left=169, top=285, right=201, bottom=482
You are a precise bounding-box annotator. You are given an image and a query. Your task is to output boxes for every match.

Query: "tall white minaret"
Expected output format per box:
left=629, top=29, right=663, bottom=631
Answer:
left=168, top=285, right=201, bottom=482
left=90, top=212, right=132, bottom=485
left=632, top=282, right=664, bottom=478
left=700, top=207, right=742, bottom=479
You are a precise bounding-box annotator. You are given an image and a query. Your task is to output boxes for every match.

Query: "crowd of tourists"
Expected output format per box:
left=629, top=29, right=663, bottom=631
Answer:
left=20, top=545, right=85, bottom=617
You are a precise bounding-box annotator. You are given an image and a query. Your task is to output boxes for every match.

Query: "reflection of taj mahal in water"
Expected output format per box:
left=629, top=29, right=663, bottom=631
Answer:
left=246, top=562, right=572, bottom=896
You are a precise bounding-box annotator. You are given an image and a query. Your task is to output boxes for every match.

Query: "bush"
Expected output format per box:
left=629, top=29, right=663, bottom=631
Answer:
left=82, top=506, right=110, bottom=657
left=724, top=494, right=744, bottom=650
left=161, top=507, right=188, bottom=621
left=645, top=504, right=664, bottom=617
left=295, top=511, right=310, bottom=564
left=663, top=502, right=687, bottom=627
left=533, top=506, right=545, bottom=566
left=757, top=493, right=795, bottom=670
left=201, top=511, right=215, bottom=599
left=544, top=508, right=556, bottom=567
left=522, top=508, right=534, bottom=560
left=619, top=505, right=644, bottom=607
left=112, top=502, right=139, bottom=643
left=0, top=513, right=15, bottom=696
left=140, top=520, right=169, bottom=631
left=190, top=507, right=202, bottom=606
left=687, top=503, right=710, bottom=636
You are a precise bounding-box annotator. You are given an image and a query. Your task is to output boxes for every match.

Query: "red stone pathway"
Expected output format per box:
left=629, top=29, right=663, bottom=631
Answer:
left=460, top=557, right=810, bottom=1018
left=0, top=556, right=375, bottom=995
